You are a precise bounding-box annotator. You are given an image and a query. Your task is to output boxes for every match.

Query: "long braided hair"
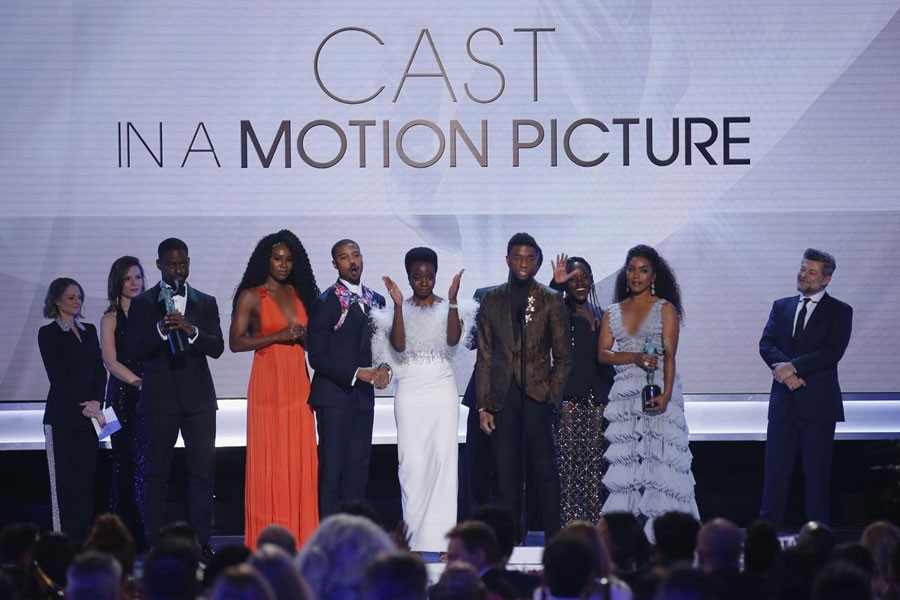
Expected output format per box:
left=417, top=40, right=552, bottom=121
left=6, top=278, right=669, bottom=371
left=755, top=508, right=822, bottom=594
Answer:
left=232, top=230, right=320, bottom=319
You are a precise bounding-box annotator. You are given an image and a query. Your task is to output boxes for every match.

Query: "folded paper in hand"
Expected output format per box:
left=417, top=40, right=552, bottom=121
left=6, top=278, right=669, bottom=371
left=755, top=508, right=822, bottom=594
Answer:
left=92, top=406, right=122, bottom=440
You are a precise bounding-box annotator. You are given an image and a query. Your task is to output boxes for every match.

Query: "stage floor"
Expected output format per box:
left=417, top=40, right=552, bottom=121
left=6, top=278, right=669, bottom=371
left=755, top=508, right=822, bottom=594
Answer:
left=1, top=440, right=898, bottom=538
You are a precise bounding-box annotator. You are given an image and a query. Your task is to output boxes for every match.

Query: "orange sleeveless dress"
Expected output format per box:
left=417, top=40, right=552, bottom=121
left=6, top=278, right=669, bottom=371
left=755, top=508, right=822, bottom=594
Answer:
left=245, top=288, right=318, bottom=548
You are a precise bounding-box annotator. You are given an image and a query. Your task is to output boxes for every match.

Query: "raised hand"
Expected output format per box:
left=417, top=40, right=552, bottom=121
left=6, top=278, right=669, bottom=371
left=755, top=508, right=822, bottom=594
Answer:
left=552, top=253, right=575, bottom=285
left=391, top=519, right=411, bottom=551
left=382, top=276, right=404, bottom=306
left=448, top=269, right=465, bottom=304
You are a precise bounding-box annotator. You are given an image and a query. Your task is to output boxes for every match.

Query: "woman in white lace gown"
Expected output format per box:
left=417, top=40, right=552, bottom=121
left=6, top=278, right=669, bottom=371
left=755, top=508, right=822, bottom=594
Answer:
left=598, top=245, right=698, bottom=540
left=371, top=247, right=475, bottom=551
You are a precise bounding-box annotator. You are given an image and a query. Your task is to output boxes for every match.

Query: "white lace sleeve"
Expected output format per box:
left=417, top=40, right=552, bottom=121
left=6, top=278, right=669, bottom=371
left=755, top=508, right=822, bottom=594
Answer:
left=455, top=298, right=478, bottom=350
left=369, top=305, right=401, bottom=371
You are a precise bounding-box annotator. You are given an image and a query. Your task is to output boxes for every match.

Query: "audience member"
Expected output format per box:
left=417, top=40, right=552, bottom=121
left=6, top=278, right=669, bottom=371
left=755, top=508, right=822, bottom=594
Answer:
left=256, top=526, right=298, bottom=557
left=810, top=561, right=873, bottom=600
left=654, top=567, right=717, bottom=600
left=65, top=551, right=122, bottom=600
left=743, top=520, right=781, bottom=575
left=798, top=522, right=838, bottom=569
left=629, top=565, right=670, bottom=600
left=432, top=562, right=485, bottom=600
left=296, top=513, right=394, bottom=600
left=250, top=545, right=314, bottom=600
left=0, top=523, right=39, bottom=597
left=697, top=518, right=767, bottom=600
left=651, top=512, right=701, bottom=566
left=445, top=521, right=517, bottom=600
left=201, top=544, right=252, bottom=595
left=154, top=521, right=202, bottom=551
left=831, top=543, right=875, bottom=581
left=773, top=546, right=820, bottom=600
left=597, top=513, right=650, bottom=580
left=209, top=563, right=275, bottom=600
left=32, top=531, right=76, bottom=596
left=363, top=551, right=427, bottom=600
left=83, top=514, right=137, bottom=585
left=861, top=521, right=900, bottom=600
left=142, top=536, right=200, bottom=600
left=539, top=534, right=594, bottom=600
left=473, top=506, right=540, bottom=597
left=561, top=521, right=633, bottom=600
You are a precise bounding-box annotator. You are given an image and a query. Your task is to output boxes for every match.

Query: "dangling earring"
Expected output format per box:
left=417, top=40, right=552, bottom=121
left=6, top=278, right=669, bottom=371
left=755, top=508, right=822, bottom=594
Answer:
left=651, top=282, right=656, bottom=295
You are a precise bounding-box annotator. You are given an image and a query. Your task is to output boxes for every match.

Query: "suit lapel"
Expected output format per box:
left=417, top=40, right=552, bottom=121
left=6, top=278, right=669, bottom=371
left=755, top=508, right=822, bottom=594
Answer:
left=782, top=296, right=800, bottom=342
left=803, top=292, right=831, bottom=332
left=150, top=283, right=167, bottom=317
left=496, top=285, right=516, bottom=353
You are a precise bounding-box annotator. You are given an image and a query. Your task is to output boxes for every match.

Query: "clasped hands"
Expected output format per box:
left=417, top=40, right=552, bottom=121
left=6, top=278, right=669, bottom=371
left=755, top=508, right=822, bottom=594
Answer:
left=772, top=362, right=806, bottom=391
left=80, top=400, right=106, bottom=426
left=358, top=365, right=391, bottom=389
left=275, top=323, right=306, bottom=344
left=158, top=312, right=196, bottom=336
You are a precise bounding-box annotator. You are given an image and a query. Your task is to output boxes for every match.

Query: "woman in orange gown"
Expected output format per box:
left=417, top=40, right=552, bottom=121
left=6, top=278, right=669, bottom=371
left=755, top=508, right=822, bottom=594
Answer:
left=230, top=230, right=321, bottom=548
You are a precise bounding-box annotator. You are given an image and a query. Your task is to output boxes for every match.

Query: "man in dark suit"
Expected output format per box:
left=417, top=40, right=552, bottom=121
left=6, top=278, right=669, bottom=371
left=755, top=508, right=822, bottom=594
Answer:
left=307, top=239, right=390, bottom=517
left=476, top=233, right=572, bottom=540
left=127, top=238, right=224, bottom=550
left=459, top=284, right=499, bottom=520
left=759, top=248, right=853, bottom=526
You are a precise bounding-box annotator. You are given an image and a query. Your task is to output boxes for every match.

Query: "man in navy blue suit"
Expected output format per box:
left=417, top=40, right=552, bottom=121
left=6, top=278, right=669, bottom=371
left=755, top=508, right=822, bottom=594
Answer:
left=128, top=238, right=224, bottom=550
left=758, top=248, right=852, bottom=527
left=307, top=239, right=390, bottom=517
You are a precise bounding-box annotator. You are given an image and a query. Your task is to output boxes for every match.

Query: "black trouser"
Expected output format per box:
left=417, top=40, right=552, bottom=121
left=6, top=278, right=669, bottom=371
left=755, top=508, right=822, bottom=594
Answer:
left=461, top=370, right=493, bottom=520
left=492, top=385, right=561, bottom=540
left=45, top=425, right=98, bottom=545
left=759, top=412, right=836, bottom=527
left=314, top=405, right=374, bottom=518
left=143, top=411, right=216, bottom=544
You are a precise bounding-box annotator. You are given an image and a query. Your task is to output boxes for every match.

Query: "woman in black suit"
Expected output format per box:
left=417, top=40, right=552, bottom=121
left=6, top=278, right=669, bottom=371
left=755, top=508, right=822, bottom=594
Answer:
left=37, top=277, right=107, bottom=545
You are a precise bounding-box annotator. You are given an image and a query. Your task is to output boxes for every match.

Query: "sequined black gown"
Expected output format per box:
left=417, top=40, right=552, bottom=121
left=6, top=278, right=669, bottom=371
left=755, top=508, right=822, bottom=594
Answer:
left=553, top=312, right=614, bottom=525
left=105, top=306, right=149, bottom=547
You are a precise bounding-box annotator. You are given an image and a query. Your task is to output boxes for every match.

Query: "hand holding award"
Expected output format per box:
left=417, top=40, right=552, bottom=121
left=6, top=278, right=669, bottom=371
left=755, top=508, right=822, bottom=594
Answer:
left=641, top=334, right=667, bottom=414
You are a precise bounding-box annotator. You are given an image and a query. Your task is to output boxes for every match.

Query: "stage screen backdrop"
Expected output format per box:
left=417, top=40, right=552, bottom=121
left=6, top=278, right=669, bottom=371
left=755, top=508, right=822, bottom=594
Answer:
left=2, top=0, right=899, bottom=402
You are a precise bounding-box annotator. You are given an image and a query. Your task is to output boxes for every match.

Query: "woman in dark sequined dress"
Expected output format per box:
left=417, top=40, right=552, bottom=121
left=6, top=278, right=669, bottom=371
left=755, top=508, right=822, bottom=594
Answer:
left=99, top=256, right=149, bottom=548
left=550, top=255, right=615, bottom=525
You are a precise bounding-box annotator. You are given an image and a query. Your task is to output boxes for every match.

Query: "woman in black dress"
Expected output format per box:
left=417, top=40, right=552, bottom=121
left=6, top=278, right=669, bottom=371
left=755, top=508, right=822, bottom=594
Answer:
left=38, top=278, right=107, bottom=545
left=99, top=256, right=149, bottom=548
left=551, top=255, right=615, bottom=525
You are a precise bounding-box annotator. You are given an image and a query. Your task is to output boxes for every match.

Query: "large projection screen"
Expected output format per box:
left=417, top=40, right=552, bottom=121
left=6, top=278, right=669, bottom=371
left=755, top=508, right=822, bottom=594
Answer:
left=2, top=1, right=899, bottom=403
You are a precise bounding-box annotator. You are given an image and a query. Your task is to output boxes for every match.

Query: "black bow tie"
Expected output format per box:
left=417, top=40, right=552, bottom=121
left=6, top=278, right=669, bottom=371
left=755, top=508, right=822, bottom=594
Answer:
left=166, top=285, right=185, bottom=297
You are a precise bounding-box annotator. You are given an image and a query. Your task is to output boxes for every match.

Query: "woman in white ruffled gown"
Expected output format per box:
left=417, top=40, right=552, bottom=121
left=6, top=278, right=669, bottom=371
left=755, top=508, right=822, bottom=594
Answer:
left=371, top=247, right=475, bottom=551
left=598, top=245, right=698, bottom=540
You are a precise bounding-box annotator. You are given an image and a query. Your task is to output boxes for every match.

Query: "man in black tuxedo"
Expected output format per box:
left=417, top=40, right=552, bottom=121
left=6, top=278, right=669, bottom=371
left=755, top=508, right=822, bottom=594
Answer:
left=128, top=238, right=224, bottom=549
left=476, top=233, right=571, bottom=540
left=759, top=248, right=852, bottom=526
left=307, top=239, right=390, bottom=517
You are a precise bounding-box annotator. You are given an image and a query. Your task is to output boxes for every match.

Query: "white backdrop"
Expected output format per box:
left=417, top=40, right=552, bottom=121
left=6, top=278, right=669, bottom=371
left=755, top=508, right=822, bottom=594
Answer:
left=2, top=0, right=899, bottom=401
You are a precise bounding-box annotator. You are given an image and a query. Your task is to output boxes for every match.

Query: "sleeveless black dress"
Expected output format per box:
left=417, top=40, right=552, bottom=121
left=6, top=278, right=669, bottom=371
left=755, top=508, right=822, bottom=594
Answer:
left=105, top=306, right=149, bottom=548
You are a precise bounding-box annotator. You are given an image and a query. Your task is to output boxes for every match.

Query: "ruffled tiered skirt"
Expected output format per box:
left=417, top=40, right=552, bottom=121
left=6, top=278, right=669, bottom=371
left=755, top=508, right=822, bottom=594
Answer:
left=601, top=367, right=699, bottom=540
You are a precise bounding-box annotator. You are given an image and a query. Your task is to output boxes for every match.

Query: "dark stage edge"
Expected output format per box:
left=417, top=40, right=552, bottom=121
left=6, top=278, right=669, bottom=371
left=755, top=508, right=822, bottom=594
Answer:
left=1, top=441, right=898, bottom=538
